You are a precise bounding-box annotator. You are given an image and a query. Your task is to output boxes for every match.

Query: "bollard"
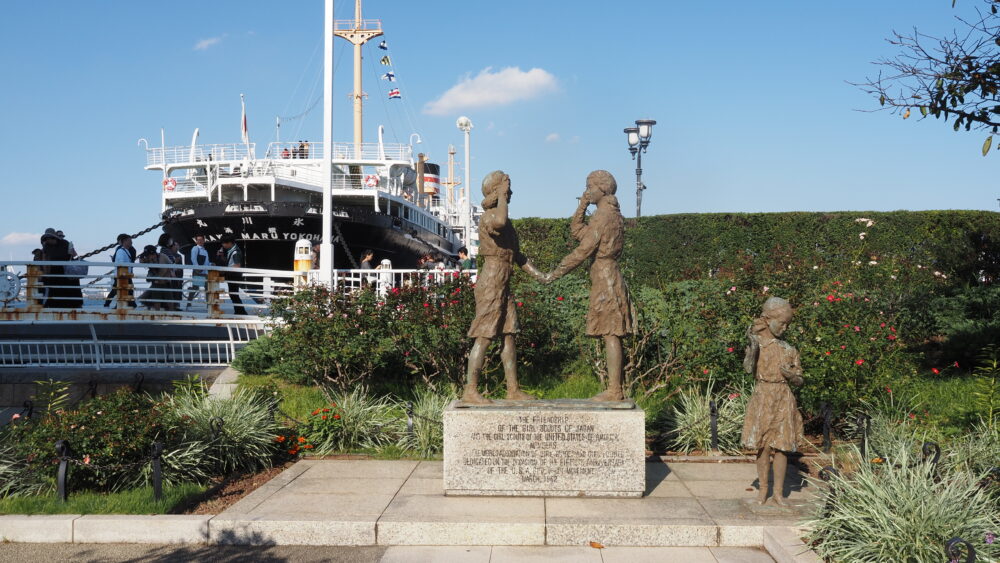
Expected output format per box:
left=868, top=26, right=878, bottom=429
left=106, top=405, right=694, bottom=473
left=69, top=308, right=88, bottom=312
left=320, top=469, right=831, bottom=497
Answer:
left=150, top=442, right=164, bottom=501
left=87, top=379, right=98, bottom=400
left=820, top=402, right=832, bottom=453
left=133, top=372, right=145, bottom=393
left=709, top=400, right=719, bottom=451
left=55, top=440, right=71, bottom=502
left=22, top=399, right=34, bottom=419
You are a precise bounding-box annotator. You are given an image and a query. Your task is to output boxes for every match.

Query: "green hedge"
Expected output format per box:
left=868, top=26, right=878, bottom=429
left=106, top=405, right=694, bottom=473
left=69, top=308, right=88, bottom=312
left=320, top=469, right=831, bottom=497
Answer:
left=516, top=210, right=1000, bottom=289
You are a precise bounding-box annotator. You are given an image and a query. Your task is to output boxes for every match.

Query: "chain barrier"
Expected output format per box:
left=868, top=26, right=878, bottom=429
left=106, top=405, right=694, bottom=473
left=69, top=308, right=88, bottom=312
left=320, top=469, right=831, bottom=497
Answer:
left=76, top=218, right=174, bottom=261
left=51, top=438, right=165, bottom=502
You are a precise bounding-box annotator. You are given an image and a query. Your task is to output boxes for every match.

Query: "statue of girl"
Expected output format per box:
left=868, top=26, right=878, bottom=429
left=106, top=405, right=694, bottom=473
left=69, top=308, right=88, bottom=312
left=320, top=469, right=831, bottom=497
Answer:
left=741, top=297, right=805, bottom=506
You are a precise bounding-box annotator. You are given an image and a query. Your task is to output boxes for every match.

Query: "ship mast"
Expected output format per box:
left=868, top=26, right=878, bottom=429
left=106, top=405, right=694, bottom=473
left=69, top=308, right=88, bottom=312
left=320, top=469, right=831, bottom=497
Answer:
left=334, top=0, right=383, bottom=159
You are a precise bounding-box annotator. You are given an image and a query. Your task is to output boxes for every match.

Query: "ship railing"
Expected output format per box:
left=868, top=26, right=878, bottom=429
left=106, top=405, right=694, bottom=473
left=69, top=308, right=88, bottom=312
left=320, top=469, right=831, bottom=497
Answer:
left=333, top=18, right=382, bottom=32
left=163, top=178, right=209, bottom=197
left=264, top=142, right=411, bottom=162
left=0, top=261, right=296, bottom=320
left=146, top=144, right=257, bottom=167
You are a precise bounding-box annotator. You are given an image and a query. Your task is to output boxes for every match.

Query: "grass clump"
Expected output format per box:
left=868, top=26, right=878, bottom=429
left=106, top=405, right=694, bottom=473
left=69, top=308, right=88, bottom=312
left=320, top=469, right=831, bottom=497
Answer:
left=807, top=446, right=999, bottom=562
left=665, top=384, right=747, bottom=454
left=0, top=483, right=206, bottom=515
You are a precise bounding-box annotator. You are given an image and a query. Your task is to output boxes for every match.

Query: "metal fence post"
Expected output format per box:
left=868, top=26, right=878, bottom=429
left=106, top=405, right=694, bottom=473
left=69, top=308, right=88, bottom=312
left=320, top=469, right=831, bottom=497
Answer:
left=857, top=413, right=870, bottom=460
left=150, top=441, right=164, bottom=501
left=944, top=537, right=976, bottom=563
left=25, top=264, right=43, bottom=312
left=22, top=399, right=34, bottom=419
left=206, top=270, right=223, bottom=319
left=55, top=440, right=71, bottom=502
left=709, top=400, right=719, bottom=452
left=406, top=401, right=415, bottom=441
left=821, top=402, right=832, bottom=453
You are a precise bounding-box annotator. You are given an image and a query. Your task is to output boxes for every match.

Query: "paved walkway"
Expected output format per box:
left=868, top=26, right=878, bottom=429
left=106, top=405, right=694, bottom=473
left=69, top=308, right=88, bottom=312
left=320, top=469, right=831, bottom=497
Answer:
left=213, top=459, right=815, bottom=550
left=0, top=543, right=773, bottom=562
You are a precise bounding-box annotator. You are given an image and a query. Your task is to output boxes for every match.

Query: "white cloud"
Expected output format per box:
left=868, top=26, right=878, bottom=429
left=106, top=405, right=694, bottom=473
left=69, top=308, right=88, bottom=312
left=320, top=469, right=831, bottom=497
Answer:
left=1, top=232, right=40, bottom=245
left=193, top=36, right=223, bottom=51
left=423, top=67, right=558, bottom=116
left=545, top=133, right=560, bottom=143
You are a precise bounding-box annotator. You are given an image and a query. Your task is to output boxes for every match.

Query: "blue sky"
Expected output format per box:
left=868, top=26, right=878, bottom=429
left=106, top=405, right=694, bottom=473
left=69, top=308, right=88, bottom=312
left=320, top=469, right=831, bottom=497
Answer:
left=1, top=1, right=997, bottom=260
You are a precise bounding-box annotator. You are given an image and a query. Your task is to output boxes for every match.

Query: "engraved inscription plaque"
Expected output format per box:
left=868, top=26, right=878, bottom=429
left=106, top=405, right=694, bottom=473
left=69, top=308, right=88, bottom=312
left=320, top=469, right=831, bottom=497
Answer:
left=443, top=400, right=646, bottom=497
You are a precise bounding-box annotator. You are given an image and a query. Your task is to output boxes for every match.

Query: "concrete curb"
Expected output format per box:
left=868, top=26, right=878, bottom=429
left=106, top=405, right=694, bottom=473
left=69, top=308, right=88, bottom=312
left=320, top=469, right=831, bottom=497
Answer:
left=763, top=526, right=823, bottom=563
left=0, top=512, right=824, bottom=552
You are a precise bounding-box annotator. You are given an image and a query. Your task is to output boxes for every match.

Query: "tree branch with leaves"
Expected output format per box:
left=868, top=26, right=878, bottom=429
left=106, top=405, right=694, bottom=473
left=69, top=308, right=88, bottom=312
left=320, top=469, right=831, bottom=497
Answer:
left=856, top=0, right=1000, bottom=155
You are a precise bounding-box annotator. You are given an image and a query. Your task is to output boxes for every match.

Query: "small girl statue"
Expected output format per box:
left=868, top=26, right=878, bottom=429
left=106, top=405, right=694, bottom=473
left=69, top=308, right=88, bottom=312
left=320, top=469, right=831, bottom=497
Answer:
left=741, top=297, right=805, bottom=506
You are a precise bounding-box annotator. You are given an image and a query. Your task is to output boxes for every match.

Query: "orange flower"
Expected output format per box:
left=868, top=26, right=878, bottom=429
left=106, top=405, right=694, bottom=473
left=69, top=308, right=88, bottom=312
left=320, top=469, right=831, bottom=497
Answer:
left=322, top=415, right=327, bottom=420
left=334, top=414, right=341, bottom=419
left=312, top=408, right=322, bottom=416
left=275, top=436, right=286, bottom=443
left=297, top=436, right=306, bottom=443
left=322, top=408, right=330, bottom=413
left=304, top=445, right=314, bottom=449
left=288, top=449, right=298, bottom=455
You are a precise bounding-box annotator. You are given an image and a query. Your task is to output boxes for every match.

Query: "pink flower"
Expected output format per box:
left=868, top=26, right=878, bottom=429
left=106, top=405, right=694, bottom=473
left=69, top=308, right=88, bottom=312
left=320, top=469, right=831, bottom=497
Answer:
left=517, top=302, right=523, bottom=307
left=727, top=347, right=734, bottom=353
left=11, top=413, right=20, bottom=421
left=953, top=361, right=960, bottom=368
left=556, top=296, right=564, bottom=301
left=728, top=393, right=740, bottom=400
left=826, top=295, right=835, bottom=302
left=879, top=322, right=886, bottom=328
left=885, top=386, right=892, bottom=393
left=423, top=303, right=429, bottom=308
left=702, top=368, right=709, bottom=374
left=83, top=455, right=91, bottom=465
left=853, top=326, right=860, bottom=332
left=908, top=413, right=916, bottom=419
left=840, top=345, right=846, bottom=349
left=825, top=351, right=831, bottom=355
left=931, top=368, right=940, bottom=375
left=887, top=335, right=896, bottom=341
left=855, top=359, right=865, bottom=366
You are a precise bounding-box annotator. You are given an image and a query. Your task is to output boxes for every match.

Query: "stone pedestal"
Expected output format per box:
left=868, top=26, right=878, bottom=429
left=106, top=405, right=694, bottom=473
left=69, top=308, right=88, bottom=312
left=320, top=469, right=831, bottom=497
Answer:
left=443, top=399, right=646, bottom=497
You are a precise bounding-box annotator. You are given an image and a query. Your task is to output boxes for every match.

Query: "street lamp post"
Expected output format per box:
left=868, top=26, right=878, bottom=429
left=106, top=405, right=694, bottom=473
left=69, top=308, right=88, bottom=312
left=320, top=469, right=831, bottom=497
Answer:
left=624, top=119, right=656, bottom=218
left=456, top=116, right=473, bottom=251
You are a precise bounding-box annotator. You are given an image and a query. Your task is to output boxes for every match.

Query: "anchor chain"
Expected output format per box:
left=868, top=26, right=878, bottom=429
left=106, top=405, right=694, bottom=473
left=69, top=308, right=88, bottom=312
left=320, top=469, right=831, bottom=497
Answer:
left=333, top=222, right=360, bottom=269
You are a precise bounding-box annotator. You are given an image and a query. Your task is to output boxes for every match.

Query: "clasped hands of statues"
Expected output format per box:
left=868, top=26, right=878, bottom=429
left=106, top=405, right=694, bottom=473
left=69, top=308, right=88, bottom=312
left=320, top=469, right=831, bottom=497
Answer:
left=522, top=196, right=593, bottom=285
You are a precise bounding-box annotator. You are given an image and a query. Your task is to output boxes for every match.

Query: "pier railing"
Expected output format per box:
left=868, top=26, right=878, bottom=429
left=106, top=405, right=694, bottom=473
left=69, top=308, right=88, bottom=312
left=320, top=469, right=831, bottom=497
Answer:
left=0, top=261, right=472, bottom=368
left=0, top=261, right=472, bottom=321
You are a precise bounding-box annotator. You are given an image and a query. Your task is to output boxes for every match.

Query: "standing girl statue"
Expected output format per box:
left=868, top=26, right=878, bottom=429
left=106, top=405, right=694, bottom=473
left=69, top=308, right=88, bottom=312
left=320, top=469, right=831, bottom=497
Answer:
left=741, top=297, right=804, bottom=505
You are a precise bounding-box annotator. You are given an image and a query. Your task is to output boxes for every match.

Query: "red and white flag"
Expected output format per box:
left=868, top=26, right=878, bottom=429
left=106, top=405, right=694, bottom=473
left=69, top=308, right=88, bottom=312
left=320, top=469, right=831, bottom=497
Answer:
left=240, top=94, right=249, bottom=145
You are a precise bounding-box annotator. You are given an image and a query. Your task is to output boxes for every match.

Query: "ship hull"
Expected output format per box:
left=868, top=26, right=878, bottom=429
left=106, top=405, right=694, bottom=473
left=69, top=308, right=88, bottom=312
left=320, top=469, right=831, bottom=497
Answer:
left=162, top=201, right=455, bottom=270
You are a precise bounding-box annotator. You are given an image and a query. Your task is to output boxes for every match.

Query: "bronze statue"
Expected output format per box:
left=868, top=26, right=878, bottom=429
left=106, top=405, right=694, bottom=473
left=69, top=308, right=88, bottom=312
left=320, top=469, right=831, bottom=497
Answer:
left=740, top=297, right=805, bottom=506
left=461, top=170, right=545, bottom=405
left=544, top=170, right=635, bottom=401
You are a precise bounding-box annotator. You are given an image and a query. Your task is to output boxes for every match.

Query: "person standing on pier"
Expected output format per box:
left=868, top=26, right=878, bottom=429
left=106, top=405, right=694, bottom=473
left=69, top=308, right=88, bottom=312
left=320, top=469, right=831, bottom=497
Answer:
left=218, top=234, right=252, bottom=315
left=103, top=233, right=136, bottom=308
left=185, top=235, right=209, bottom=309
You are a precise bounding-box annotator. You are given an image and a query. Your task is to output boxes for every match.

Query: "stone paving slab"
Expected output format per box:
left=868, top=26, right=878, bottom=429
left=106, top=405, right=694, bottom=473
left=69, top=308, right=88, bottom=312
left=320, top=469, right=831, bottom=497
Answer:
left=490, top=545, right=603, bottom=562
left=379, top=545, right=492, bottom=562
left=377, top=495, right=546, bottom=546
left=602, top=546, right=728, bottom=563
left=204, top=459, right=815, bottom=551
